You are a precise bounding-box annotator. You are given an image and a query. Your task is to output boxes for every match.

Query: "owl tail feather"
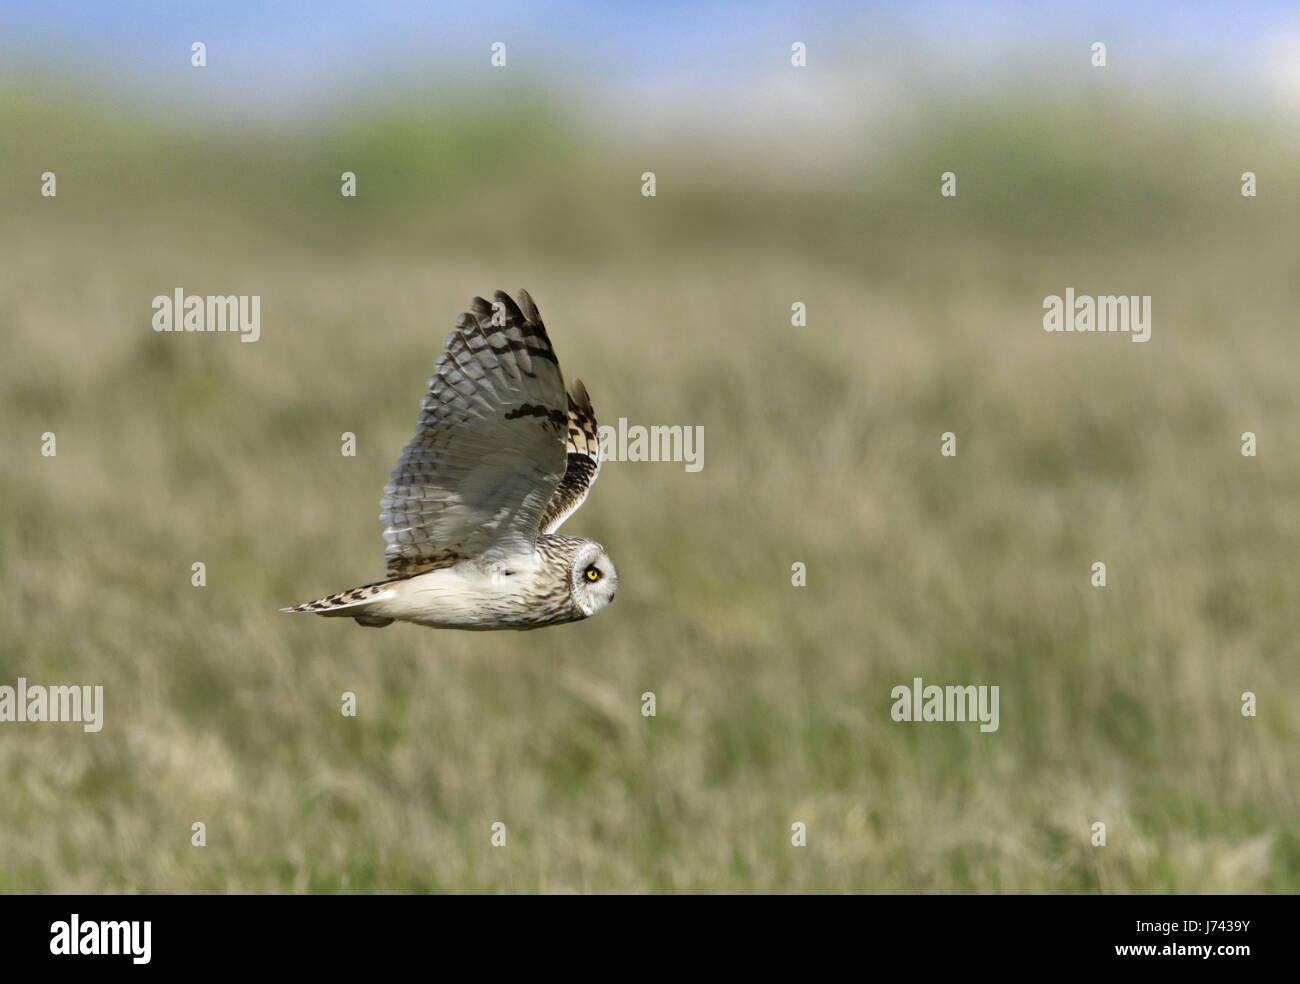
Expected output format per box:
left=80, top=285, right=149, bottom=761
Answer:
left=279, top=581, right=398, bottom=628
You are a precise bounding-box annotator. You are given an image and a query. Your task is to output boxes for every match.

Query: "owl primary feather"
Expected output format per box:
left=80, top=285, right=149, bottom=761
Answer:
left=281, top=289, right=618, bottom=630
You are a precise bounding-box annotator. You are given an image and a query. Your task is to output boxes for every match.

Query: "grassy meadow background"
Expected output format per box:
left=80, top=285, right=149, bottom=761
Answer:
left=2, top=47, right=1299, bottom=891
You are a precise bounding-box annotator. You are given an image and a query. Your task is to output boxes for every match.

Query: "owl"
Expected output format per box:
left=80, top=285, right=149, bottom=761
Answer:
left=282, top=289, right=618, bottom=630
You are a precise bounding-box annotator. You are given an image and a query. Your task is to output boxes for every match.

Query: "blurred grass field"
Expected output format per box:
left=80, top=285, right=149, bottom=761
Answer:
left=1, top=83, right=1298, bottom=893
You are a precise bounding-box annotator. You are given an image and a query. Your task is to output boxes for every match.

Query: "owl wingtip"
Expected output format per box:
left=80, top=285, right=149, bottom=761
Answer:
left=515, top=288, right=542, bottom=325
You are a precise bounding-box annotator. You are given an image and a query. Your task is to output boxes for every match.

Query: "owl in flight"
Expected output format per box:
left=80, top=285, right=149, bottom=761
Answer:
left=282, top=289, right=618, bottom=630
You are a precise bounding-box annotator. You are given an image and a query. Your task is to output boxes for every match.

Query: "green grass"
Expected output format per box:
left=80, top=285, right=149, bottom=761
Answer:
left=0, top=87, right=1297, bottom=892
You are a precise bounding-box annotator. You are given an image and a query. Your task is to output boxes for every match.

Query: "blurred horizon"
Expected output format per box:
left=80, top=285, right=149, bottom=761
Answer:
left=5, top=1, right=1300, bottom=133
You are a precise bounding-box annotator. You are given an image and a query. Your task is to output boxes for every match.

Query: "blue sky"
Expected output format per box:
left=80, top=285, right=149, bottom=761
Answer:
left=3, top=2, right=1298, bottom=123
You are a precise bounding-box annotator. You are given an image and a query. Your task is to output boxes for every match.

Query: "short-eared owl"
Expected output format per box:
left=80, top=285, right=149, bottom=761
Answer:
left=282, top=290, right=617, bottom=630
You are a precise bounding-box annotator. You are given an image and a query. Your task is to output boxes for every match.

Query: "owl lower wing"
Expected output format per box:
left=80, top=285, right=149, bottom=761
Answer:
left=540, top=378, right=602, bottom=534
left=380, top=289, right=569, bottom=576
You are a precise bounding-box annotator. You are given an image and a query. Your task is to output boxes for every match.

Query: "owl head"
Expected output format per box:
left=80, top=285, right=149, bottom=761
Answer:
left=569, top=539, right=619, bottom=617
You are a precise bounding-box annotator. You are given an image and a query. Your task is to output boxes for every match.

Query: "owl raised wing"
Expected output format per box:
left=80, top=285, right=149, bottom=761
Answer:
left=379, top=289, right=599, bottom=576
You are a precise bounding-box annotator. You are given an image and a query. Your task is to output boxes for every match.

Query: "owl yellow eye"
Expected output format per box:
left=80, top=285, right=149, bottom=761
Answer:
left=585, top=566, right=601, bottom=582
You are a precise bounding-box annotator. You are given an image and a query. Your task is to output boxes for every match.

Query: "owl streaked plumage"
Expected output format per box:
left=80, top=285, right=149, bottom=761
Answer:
left=281, top=289, right=618, bottom=630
